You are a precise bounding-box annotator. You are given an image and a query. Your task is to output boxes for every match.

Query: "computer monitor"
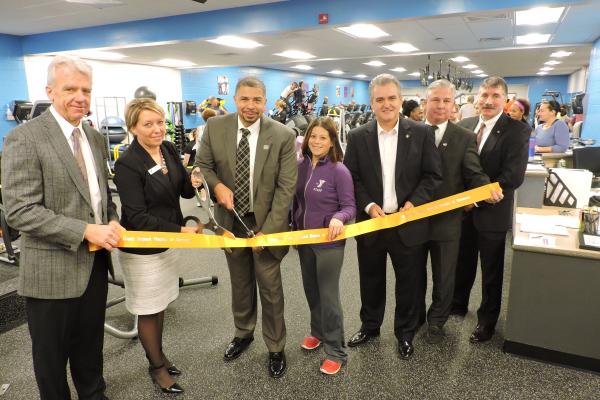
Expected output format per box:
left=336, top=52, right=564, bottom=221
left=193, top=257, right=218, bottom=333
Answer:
left=11, top=100, right=33, bottom=123
left=573, top=146, right=600, bottom=177
left=30, top=101, right=52, bottom=119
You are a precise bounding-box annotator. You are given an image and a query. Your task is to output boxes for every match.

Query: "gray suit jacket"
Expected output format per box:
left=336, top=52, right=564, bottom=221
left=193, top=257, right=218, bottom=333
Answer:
left=1, top=110, right=119, bottom=299
left=195, top=113, right=297, bottom=260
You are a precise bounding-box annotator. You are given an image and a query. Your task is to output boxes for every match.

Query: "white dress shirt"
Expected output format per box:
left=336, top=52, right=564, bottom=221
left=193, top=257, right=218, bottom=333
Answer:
left=50, top=106, right=102, bottom=224
left=425, top=119, right=448, bottom=147
left=236, top=117, right=260, bottom=212
left=365, top=120, right=400, bottom=214
left=475, top=111, right=503, bottom=154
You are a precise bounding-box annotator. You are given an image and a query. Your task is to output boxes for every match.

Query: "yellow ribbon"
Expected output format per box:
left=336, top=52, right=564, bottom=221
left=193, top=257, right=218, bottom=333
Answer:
left=92, top=183, right=499, bottom=250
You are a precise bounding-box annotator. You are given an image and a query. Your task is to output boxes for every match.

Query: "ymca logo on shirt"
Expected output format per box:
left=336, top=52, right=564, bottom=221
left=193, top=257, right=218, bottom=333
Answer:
left=313, top=179, right=326, bottom=192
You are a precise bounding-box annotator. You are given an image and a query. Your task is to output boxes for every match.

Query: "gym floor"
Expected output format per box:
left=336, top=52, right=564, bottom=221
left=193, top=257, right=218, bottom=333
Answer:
left=1, top=196, right=599, bottom=399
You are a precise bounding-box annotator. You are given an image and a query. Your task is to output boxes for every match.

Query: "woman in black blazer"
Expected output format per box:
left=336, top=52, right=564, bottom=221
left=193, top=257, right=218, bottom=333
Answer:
left=114, top=99, right=196, bottom=394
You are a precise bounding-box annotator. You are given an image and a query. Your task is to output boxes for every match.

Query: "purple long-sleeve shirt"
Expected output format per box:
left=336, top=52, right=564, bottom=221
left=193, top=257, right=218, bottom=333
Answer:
left=292, top=155, right=356, bottom=247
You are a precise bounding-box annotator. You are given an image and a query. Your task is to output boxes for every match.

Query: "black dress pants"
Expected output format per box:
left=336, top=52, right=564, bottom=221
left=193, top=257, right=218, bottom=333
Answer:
left=357, top=228, right=425, bottom=341
left=452, top=212, right=507, bottom=328
left=26, top=252, right=109, bottom=400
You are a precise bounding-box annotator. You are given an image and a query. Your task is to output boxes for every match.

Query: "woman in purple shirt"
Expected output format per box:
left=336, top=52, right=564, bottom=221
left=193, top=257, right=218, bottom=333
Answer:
left=534, top=100, right=570, bottom=153
left=292, top=117, right=356, bottom=375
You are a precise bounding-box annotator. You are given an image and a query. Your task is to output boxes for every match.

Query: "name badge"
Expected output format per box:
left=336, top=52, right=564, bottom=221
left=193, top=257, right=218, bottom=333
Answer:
left=148, top=165, right=162, bottom=175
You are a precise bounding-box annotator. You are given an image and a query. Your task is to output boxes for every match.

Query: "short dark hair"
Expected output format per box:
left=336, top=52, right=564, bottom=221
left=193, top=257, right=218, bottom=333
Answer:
left=402, top=99, right=419, bottom=117
left=480, top=76, right=508, bottom=96
left=235, top=76, right=266, bottom=97
left=301, top=117, right=344, bottom=163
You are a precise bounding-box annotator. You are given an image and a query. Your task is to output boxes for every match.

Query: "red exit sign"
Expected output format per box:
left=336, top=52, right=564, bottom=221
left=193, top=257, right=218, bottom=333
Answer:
left=319, top=13, right=329, bottom=24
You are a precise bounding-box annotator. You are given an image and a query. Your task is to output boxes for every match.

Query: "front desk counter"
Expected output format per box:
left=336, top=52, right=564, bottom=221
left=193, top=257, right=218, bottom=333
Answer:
left=541, top=151, right=573, bottom=168
left=503, top=207, right=600, bottom=372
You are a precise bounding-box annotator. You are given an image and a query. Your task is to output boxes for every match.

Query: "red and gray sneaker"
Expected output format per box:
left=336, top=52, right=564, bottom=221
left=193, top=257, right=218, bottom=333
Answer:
left=301, top=336, right=322, bottom=350
left=320, top=359, right=342, bottom=375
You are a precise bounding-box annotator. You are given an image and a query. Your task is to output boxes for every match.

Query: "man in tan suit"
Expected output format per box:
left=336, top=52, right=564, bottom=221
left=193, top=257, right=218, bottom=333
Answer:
left=195, top=76, right=297, bottom=378
left=1, top=56, right=121, bottom=400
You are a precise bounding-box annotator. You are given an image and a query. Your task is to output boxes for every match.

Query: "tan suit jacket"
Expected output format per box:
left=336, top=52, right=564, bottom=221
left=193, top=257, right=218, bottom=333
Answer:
left=1, top=110, right=119, bottom=299
left=196, top=113, right=297, bottom=259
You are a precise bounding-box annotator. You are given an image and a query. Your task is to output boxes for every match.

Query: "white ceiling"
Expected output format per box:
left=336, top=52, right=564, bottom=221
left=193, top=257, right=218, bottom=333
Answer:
left=0, top=0, right=285, bottom=35
left=3, top=1, right=599, bottom=79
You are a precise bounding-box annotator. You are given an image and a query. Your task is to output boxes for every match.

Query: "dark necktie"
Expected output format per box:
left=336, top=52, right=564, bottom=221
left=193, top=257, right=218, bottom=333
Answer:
left=234, top=128, right=251, bottom=215
left=476, top=122, right=486, bottom=150
left=72, top=128, right=88, bottom=186
left=431, top=125, right=440, bottom=147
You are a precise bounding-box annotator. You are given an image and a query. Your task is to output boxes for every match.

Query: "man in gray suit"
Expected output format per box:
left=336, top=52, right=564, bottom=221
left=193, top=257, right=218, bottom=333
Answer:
left=1, top=56, right=121, bottom=400
left=417, top=79, right=501, bottom=344
left=194, top=77, right=297, bottom=378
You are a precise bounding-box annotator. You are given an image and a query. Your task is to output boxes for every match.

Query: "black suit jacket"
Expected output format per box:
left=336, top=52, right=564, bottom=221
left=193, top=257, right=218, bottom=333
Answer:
left=459, top=114, right=529, bottom=232
left=114, top=139, right=195, bottom=254
left=344, top=116, right=442, bottom=247
left=428, top=121, right=490, bottom=241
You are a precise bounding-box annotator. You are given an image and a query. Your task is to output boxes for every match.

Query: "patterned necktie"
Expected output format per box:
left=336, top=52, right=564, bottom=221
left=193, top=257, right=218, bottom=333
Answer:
left=72, top=128, right=88, bottom=186
left=234, top=128, right=251, bottom=215
left=476, top=122, right=486, bottom=150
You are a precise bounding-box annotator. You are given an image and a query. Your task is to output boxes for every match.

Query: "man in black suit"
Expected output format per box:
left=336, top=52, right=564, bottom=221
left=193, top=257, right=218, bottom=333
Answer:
left=451, top=76, right=529, bottom=343
left=343, top=74, right=442, bottom=359
left=417, top=79, right=502, bottom=344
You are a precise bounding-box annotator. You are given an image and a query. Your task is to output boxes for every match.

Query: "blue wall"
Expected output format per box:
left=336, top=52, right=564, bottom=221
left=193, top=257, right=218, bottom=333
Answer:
left=0, top=34, right=29, bottom=146
left=181, top=66, right=369, bottom=128
left=582, top=38, right=600, bottom=143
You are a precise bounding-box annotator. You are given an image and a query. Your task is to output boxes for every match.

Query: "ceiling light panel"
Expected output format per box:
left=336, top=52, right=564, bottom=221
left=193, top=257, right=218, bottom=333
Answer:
left=515, top=7, right=564, bottom=26
left=354, top=74, right=368, bottom=78
left=390, top=67, right=406, bottom=72
left=274, top=50, right=316, bottom=59
left=450, top=56, right=470, bottom=63
left=540, top=66, right=554, bottom=71
left=206, top=35, right=263, bottom=49
left=472, top=69, right=483, bottom=74
left=545, top=60, right=562, bottom=65
left=328, top=70, right=344, bottom=75
left=537, top=71, right=548, bottom=75
left=463, top=64, right=478, bottom=69
left=408, top=72, right=421, bottom=77
left=516, top=33, right=551, bottom=45
left=550, top=51, right=572, bottom=57
left=477, top=74, right=488, bottom=77
left=292, top=65, right=313, bottom=70
left=364, top=60, right=386, bottom=67
left=337, top=24, right=390, bottom=39
left=381, top=42, right=419, bottom=53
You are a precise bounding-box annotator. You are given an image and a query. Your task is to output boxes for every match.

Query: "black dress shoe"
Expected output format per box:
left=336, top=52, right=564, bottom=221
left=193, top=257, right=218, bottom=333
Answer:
left=469, top=324, right=495, bottom=343
left=398, top=340, right=414, bottom=360
left=268, top=352, right=286, bottom=378
left=347, top=329, right=380, bottom=347
left=149, top=364, right=184, bottom=394
left=224, top=337, right=254, bottom=361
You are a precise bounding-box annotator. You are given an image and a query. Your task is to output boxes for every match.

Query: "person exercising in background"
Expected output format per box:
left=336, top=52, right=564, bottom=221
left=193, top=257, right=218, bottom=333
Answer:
left=199, top=96, right=227, bottom=115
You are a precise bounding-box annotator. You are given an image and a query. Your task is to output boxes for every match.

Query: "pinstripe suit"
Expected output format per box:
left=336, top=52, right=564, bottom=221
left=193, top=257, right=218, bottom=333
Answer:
left=1, top=109, right=119, bottom=400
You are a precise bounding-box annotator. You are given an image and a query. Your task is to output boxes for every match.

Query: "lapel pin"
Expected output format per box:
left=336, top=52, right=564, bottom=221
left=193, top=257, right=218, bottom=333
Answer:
left=263, top=145, right=270, bottom=150
left=442, top=143, right=448, bottom=147
left=405, top=134, right=410, bottom=139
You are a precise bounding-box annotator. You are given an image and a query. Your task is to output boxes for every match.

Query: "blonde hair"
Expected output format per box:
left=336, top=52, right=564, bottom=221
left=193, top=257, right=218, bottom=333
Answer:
left=125, top=98, right=165, bottom=132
